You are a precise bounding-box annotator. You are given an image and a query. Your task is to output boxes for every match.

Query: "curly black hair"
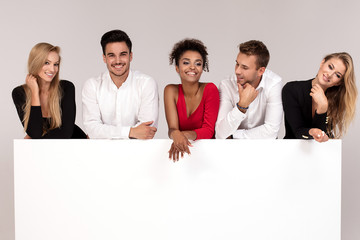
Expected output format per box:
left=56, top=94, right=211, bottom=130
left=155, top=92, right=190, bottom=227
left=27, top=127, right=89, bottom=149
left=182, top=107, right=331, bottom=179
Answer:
left=169, top=38, right=209, bottom=72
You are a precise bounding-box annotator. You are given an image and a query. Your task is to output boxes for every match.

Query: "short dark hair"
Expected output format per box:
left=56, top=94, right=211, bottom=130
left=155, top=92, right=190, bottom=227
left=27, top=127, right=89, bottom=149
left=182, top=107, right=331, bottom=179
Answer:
left=100, top=29, right=132, bottom=55
left=169, top=38, right=209, bottom=72
left=239, top=40, right=270, bottom=69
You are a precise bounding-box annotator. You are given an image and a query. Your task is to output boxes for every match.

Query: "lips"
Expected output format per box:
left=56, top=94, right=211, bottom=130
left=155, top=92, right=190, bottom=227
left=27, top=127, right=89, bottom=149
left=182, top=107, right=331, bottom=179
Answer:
left=113, top=64, right=125, bottom=70
left=186, top=71, right=196, bottom=76
left=45, top=72, right=54, bottom=78
left=323, top=74, right=330, bottom=82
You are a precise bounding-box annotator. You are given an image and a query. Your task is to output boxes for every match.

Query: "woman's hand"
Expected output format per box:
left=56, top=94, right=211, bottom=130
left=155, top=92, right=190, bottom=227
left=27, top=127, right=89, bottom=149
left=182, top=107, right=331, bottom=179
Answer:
left=25, top=74, right=41, bottom=106
left=26, top=74, right=39, bottom=94
left=309, top=128, right=329, bottom=143
left=168, top=142, right=183, bottom=162
left=169, top=130, right=192, bottom=162
left=310, top=84, right=328, bottom=114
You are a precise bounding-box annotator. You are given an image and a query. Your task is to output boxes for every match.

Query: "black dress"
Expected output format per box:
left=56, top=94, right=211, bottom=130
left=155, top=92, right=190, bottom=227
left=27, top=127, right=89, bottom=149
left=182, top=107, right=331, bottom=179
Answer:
left=12, top=80, right=87, bottom=139
left=282, top=79, right=327, bottom=139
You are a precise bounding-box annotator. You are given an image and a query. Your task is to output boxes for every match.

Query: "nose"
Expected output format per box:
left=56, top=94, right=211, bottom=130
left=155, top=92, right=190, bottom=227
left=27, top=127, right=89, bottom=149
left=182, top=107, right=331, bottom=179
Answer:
left=48, top=64, right=55, bottom=72
left=189, top=63, right=195, bottom=69
left=235, top=65, right=241, bottom=75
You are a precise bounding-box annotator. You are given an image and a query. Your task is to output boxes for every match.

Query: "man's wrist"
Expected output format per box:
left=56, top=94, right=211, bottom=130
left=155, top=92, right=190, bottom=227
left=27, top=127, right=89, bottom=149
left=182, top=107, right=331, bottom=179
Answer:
left=236, top=102, right=249, bottom=113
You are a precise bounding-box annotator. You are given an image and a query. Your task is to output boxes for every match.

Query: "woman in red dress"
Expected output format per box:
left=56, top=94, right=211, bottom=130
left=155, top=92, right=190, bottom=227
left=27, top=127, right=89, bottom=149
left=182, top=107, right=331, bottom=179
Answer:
left=164, top=39, right=220, bottom=161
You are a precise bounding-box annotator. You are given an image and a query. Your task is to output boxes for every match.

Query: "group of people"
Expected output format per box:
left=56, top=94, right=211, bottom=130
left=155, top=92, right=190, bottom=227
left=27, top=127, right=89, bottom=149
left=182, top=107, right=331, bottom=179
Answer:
left=12, top=29, right=358, bottom=161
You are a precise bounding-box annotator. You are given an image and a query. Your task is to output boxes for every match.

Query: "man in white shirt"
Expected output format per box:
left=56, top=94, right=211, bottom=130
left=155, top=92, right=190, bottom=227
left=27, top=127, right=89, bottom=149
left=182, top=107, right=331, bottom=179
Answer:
left=82, top=30, right=159, bottom=139
left=215, top=40, right=282, bottom=139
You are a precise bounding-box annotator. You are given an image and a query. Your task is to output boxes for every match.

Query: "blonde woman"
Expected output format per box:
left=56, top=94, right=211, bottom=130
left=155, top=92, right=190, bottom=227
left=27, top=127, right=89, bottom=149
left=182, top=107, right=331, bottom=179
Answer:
left=12, top=42, right=86, bottom=139
left=282, top=52, right=357, bottom=142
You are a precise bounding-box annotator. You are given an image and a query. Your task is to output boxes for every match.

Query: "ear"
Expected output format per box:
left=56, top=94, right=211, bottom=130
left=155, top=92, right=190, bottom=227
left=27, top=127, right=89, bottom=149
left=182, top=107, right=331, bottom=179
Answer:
left=175, top=65, right=180, bottom=74
left=129, top=52, right=133, bottom=62
left=103, top=54, right=106, bottom=63
left=257, top=67, right=266, bottom=77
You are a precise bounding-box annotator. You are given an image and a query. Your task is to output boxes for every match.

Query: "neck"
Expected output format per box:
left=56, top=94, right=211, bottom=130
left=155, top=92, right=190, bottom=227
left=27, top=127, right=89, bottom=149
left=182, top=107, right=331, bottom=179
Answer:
left=181, top=81, right=200, bottom=97
left=312, top=77, right=327, bottom=91
left=251, top=75, right=262, bottom=89
left=38, top=78, right=51, bottom=93
left=110, top=71, right=129, bottom=88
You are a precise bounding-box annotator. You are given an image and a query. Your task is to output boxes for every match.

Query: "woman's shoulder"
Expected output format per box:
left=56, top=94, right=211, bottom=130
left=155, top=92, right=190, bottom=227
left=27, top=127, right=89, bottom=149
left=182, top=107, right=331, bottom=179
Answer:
left=164, top=84, right=180, bottom=93
left=283, top=79, right=312, bottom=92
left=284, top=79, right=312, bottom=88
left=59, top=80, right=75, bottom=89
left=203, top=82, right=219, bottom=94
left=12, top=85, right=26, bottom=101
left=203, top=82, right=218, bottom=90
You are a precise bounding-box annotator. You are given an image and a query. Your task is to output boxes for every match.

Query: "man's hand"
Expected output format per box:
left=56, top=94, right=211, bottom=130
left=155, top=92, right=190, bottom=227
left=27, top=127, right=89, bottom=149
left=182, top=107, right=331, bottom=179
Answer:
left=237, top=83, right=258, bottom=112
left=129, top=121, right=157, bottom=139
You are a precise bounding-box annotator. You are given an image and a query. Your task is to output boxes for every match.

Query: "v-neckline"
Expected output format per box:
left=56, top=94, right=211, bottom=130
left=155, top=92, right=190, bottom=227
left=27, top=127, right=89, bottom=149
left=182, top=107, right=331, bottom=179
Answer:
left=179, top=84, right=206, bottom=119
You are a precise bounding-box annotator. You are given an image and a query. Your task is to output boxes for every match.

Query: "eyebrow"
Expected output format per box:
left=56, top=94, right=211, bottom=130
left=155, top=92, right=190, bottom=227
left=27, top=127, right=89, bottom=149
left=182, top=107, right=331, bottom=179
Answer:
left=106, top=51, right=128, bottom=56
left=330, top=63, right=344, bottom=77
left=181, top=57, right=202, bottom=62
left=235, top=61, right=248, bottom=67
left=46, top=59, right=60, bottom=64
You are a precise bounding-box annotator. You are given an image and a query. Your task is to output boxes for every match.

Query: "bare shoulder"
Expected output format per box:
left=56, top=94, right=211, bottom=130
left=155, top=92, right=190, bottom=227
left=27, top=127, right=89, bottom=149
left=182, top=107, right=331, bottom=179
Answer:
left=164, top=84, right=179, bottom=96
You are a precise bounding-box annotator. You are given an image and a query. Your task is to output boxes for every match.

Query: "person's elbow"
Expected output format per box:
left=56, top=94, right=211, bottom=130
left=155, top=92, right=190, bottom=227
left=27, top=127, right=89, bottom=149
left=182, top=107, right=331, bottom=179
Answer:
left=263, top=123, right=280, bottom=139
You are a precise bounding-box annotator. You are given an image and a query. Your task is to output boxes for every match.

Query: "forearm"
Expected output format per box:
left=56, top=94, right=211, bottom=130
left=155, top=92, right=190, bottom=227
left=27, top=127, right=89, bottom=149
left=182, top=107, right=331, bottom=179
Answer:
left=182, top=131, right=197, bottom=141
left=233, top=123, right=280, bottom=139
left=85, top=121, right=131, bottom=139
left=215, top=107, right=245, bottom=139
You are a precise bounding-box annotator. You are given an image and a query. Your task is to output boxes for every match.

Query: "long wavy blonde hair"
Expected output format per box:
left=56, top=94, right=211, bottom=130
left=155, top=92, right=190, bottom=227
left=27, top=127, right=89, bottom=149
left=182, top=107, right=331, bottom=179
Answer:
left=22, top=43, right=62, bottom=134
left=323, top=52, right=357, bottom=138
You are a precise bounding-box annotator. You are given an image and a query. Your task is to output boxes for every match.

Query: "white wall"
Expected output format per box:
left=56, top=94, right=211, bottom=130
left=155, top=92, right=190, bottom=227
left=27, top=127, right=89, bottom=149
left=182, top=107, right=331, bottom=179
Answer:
left=1, top=0, right=359, bottom=239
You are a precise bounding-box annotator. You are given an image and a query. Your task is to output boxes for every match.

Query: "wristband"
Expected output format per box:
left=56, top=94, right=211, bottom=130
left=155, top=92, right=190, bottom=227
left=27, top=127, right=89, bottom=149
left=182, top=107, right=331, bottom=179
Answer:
left=236, top=103, right=249, bottom=110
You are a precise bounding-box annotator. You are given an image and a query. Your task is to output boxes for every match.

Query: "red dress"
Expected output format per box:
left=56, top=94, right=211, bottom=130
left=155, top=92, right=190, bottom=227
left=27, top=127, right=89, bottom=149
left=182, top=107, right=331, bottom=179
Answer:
left=176, top=83, right=220, bottom=139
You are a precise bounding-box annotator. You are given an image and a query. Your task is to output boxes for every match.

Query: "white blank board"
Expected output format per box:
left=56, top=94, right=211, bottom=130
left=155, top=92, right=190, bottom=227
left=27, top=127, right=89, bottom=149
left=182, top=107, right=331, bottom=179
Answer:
left=14, top=139, right=341, bottom=240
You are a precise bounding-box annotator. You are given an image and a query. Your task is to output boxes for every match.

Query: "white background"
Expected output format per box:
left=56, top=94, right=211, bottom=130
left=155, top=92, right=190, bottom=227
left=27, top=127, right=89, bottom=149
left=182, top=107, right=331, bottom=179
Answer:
left=1, top=0, right=359, bottom=239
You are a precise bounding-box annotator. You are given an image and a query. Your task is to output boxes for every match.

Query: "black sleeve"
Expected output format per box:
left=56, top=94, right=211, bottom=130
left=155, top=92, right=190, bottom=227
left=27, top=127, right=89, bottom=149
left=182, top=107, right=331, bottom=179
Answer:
left=12, top=86, right=44, bottom=138
left=12, top=86, right=26, bottom=126
left=41, top=80, right=76, bottom=139
left=282, top=81, right=327, bottom=139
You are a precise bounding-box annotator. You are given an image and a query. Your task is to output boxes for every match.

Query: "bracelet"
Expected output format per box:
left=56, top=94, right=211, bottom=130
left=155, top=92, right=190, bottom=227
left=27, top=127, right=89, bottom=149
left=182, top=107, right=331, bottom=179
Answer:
left=236, top=103, right=249, bottom=110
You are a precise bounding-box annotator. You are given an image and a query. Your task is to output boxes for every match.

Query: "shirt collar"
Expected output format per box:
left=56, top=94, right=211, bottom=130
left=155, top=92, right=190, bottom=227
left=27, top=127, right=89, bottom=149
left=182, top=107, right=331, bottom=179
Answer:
left=106, top=69, right=133, bottom=89
left=256, top=69, right=267, bottom=91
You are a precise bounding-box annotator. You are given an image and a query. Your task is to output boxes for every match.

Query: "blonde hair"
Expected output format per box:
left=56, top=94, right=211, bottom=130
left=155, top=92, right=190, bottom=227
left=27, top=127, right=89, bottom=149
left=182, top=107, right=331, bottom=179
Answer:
left=323, top=52, right=357, bottom=138
left=22, top=42, right=62, bottom=135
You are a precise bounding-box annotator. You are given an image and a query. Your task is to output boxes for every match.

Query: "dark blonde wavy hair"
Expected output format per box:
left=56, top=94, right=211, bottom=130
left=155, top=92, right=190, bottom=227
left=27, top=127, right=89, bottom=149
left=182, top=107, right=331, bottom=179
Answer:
left=323, top=52, right=357, bottom=138
left=22, top=42, right=62, bottom=134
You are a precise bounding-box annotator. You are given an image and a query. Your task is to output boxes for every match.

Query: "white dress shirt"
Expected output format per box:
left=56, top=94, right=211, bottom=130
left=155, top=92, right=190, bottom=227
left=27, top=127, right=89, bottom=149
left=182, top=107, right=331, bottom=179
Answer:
left=82, top=70, right=159, bottom=139
left=215, top=69, right=283, bottom=139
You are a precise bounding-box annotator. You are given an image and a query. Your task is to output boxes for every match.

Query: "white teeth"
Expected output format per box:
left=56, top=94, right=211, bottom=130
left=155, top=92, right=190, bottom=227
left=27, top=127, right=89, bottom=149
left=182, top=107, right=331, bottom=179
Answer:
left=187, top=72, right=196, bottom=76
left=45, top=73, right=53, bottom=76
left=114, top=65, right=124, bottom=69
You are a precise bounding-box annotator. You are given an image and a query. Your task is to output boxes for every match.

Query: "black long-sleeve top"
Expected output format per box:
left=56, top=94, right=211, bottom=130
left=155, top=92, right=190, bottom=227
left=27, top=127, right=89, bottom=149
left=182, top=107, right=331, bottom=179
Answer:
left=282, top=79, right=328, bottom=139
left=12, top=80, right=86, bottom=139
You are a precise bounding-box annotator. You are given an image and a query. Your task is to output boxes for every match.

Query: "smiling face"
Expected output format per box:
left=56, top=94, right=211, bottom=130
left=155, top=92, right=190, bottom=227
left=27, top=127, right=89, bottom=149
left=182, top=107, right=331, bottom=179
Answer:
left=37, top=51, right=60, bottom=83
left=103, top=41, right=132, bottom=81
left=235, top=52, right=265, bottom=88
left=316, top=57, right=346, bottom=90
left=176, top=50, right=203, bottom=83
